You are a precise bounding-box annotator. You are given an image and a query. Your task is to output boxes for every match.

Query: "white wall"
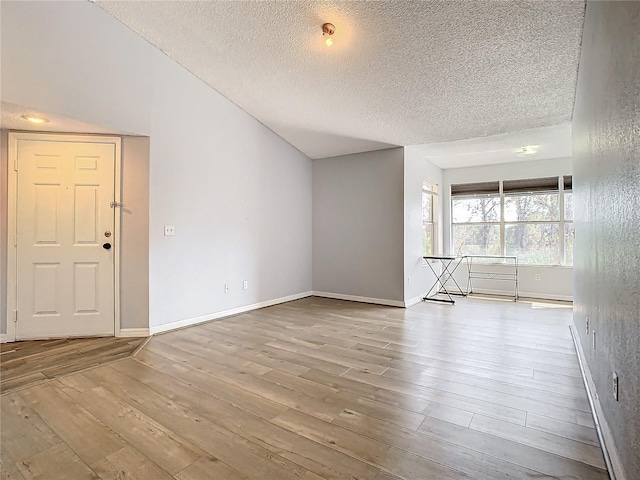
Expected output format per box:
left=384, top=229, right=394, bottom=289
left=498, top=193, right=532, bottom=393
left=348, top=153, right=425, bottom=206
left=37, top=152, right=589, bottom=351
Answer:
left=313, top=148, right=405, bottom=305
left=2, top=1, right=312, bottom=331
left=403, top=147, right=443, bottom=305
left=442, top=157, right=573, bottom=300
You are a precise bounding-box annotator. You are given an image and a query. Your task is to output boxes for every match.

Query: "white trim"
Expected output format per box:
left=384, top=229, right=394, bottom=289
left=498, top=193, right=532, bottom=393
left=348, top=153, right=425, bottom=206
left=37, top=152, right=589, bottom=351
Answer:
left=404, top=294, right=429, bottom=308
left=571, top=325, right=626, bottom=480
left=0, top=334, right=11, bottom=344
left=311, top=291, right=405, bottom=308
left=149, top=291, right=313, bottom=335
left=467, top=288, right=572, bottom=302
left=118, top=328, right=150, bottom=338
left=6, top=133, right=122, bottom=342
left=112, top=138, right=122, bottom=337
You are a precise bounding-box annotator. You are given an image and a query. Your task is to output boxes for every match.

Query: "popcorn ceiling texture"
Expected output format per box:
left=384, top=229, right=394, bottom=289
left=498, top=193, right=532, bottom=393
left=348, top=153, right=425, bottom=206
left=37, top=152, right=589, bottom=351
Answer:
left=95, top=1, right=585, bottom=159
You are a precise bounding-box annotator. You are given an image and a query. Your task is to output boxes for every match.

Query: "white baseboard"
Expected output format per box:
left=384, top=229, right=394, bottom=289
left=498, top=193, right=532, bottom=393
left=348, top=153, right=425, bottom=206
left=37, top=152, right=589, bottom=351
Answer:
left=405, top=294, right=429, bottom=308
left=570, top=324, right=626, bottom=480
left=118, top=328, right=150, bottom=338
left=311, top=291, right=404, bottom=308
left=149, top=291, right=313, bottom=335
left=0, top=334, right=11, bottom=344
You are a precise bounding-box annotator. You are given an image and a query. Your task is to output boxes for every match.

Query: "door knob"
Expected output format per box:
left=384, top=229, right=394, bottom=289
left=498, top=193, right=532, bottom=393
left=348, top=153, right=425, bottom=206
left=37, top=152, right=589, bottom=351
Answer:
left=102, top=243, right=112, bottom=250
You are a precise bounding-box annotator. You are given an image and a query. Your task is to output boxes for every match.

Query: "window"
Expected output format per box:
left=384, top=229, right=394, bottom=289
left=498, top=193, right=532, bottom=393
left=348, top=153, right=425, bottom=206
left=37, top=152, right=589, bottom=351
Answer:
left=451, top=181, right=501, bottom=256
left=451, top=176, right=573, bottom=265
left=422, top=181, right=439, bottom=256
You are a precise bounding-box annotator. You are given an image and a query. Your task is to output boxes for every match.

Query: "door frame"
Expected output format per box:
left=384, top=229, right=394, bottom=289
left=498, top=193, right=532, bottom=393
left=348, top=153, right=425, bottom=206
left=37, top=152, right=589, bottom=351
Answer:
left=6, top=132, right=122, bottom=342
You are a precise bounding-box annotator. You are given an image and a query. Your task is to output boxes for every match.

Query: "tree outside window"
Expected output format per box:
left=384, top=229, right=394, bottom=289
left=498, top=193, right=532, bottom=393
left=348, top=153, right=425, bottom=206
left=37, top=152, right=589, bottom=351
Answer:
left=451, top=176, right=573, bottom=265
left=451, top=181, right=501, bottom=256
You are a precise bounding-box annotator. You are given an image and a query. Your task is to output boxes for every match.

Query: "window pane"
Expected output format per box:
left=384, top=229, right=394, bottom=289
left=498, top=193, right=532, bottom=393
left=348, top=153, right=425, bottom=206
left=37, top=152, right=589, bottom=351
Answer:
left=452, top=197, right=500, bottom=223
left=423, top=224, right=433, bottom=256
left=505, top=223, right=560, bottom=264
left=564, top=192, right=573, bottom=221
left=422, top=192, right=433, bottom=222
left=565, top=223, right=574, bottom=266
left=504, top=193, right=559, bottom=222
left=453, top=224, right=500, bottom=256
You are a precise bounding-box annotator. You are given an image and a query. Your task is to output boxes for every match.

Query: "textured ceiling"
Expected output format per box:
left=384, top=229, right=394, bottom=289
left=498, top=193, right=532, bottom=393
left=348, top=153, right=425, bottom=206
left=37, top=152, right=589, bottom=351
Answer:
left=95, top=1, right=585, bottom=159
left=409, top=124, right=572, bottom=169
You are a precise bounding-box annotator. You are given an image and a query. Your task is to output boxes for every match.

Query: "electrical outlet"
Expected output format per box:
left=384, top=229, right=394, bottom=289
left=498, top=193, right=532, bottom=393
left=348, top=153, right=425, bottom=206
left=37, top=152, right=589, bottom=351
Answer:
left=243, top=280, right=248, bottom=290
left=613, top=372, right=619, bottom=401
left=586, top=317, right=590, bottom=335
left=592, top=330, right=596, bottom=349
left=224, top=283, right=229, bottom=294
left=164, top=225, right=175, bottom=236
left=535, top=273, right=541, bottom=281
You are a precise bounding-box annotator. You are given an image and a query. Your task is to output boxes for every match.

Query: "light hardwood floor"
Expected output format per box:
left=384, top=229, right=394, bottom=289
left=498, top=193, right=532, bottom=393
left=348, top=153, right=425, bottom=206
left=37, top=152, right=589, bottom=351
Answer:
left=0, top=337, right=147, bottom=395
left=0, top=296, right=608, bottom=480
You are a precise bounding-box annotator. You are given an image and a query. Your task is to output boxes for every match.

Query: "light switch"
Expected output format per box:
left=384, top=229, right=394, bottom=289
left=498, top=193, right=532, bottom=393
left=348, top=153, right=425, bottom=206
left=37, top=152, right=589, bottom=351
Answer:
left=164, top=225, right=175, bottom=236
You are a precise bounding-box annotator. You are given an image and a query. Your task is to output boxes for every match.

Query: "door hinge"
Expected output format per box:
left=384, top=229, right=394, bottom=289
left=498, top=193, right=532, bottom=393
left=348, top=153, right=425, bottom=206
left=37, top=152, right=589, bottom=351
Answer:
left=14, top=157, right=18, bottom=171
left=110, top=201, right=124, bottom=208
left=13, top=310, right=18, bottom=323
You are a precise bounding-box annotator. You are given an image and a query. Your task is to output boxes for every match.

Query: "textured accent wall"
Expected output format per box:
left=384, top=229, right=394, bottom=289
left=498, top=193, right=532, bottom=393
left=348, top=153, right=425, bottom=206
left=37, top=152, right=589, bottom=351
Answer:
left=572, top=2, right=640, bottom=479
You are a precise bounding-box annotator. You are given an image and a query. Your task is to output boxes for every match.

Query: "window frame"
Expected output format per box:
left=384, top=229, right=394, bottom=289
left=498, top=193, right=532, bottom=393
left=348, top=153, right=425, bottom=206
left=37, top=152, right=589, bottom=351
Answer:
left=422, top=181, right=439, bottom=258
left=451, top=176, right=573, bottom=266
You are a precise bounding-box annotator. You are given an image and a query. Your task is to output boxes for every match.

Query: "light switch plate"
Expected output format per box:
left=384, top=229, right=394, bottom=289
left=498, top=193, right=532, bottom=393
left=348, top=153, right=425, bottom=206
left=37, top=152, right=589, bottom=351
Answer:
left=164, top=225, right=175, bottom=236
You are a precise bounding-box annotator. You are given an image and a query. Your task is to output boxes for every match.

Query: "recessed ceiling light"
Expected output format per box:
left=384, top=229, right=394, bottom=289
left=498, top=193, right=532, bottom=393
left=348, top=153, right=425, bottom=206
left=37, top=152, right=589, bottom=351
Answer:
left=515, top=145, right=538, bottom=157
left=21, top=114, right=49, bottom=124
left=322, top=23, right=335, bottom=47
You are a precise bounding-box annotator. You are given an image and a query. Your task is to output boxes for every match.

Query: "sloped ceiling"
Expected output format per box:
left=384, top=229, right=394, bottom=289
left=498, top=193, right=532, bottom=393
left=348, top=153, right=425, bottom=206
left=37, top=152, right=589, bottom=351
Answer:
left=95, top=1, right=585, bottom=160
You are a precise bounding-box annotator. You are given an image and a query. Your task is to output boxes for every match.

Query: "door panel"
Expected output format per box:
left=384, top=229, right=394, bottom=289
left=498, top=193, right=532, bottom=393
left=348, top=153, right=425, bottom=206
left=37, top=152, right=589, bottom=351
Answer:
left=34, top=184, right=60, bottom=243
left=74, top=185, right=99, bottom=243
left=16, top=140, right=116, bottom=339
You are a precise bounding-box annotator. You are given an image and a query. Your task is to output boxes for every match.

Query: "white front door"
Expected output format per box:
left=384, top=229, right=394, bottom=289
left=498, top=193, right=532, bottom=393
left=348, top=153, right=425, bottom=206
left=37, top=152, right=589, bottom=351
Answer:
left=15, top=139, right=117, bottom=340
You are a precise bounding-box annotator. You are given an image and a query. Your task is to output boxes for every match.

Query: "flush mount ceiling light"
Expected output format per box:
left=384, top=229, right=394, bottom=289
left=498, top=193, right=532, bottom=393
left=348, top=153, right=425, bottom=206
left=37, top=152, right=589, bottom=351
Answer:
left=21, top=114, right=49, bottom=124
left=515, top=145, right=538, bottom=157
left=322, top=23, right=335, bottom=47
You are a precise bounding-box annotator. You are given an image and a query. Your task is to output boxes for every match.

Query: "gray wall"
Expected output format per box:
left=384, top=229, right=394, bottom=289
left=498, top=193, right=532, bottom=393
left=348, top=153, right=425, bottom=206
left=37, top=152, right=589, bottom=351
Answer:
left=313, top=148, right=405, bottom=303
left=120, top=136, right=150, bottom=329
left=2, top=1, right=313, bottom=330
left=573, top=2, right=640, bottom=479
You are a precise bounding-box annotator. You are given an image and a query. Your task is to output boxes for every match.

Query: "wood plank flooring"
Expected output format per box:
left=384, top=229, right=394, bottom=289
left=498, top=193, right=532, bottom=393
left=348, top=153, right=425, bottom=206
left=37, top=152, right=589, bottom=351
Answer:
left=1, top=337, right=147, bottom=395
left=0, top=296, right=608, bottom=480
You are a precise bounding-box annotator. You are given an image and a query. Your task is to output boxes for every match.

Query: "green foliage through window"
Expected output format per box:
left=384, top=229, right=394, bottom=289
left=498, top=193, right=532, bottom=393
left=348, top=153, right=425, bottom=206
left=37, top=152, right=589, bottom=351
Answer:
left=451, top=176, right=573, bottom=265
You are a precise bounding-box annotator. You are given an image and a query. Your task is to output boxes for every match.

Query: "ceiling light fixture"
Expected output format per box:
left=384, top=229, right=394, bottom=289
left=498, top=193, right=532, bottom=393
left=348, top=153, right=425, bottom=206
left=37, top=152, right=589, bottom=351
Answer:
left=21, top=114, right=49, bottom=124
left=322, top=23, right=335, bottom=47
left=515, top=145, right=538, bottom=157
